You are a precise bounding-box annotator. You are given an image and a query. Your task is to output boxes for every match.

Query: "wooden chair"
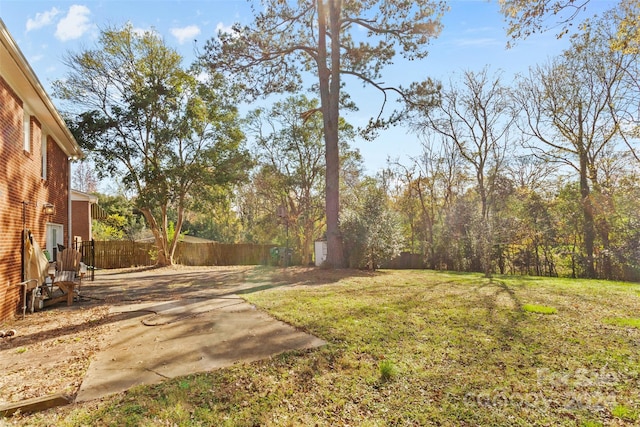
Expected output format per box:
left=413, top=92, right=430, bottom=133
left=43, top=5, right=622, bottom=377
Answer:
left=44, top=248, right=82, bottom=307
left=57, top=248, right=82, bottom=275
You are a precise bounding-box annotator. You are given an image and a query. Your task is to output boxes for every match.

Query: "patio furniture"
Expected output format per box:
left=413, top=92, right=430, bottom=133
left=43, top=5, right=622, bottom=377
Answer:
left=44, top=248, right=82, bottom=307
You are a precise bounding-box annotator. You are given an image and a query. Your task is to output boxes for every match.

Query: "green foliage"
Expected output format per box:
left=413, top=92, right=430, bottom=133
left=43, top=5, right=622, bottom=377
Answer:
left=512, top=12, right=637, bottom=279
left=341, top=178, right=403, bottom=269
left=612, top=404, right=638, bottom=421
left=500, top=0, right=640, bottom=55
left=56, top=24, right=250, bottom=264
left=92, top=214, right=126, bottom=240
left=604, top=317, right=640, bottom=329
left=522, top=304, right=557, bottom=315
left=410, top=67, right=516, bottom=277
left=203, top=0, right=447, bottom=103
left=242, top=95, right=331, bottom=253
left=91, top=193, right=145, bottom=241
left=239, top=95, right=362, bottom=260
left=203, top=0, right=447, bottom=267
left=182, top=202, right=243, bottom=243
left=378, top=359, right=397, bottom=382
left=165, top=221, right=184, bottom=246
left=382, top=9, right=640, bottom=281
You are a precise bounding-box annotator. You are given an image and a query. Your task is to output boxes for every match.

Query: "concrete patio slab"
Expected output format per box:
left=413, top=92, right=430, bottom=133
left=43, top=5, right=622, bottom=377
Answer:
left=75, top=295, right=326, bottom=402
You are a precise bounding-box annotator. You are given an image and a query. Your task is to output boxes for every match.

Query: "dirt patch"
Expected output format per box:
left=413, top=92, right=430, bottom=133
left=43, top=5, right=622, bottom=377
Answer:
left=0, top=304, right=115, bottom=403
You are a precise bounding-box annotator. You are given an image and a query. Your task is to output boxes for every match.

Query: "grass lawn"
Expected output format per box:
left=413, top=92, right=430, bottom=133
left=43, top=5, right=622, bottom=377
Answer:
left=17, top=268, right=640, bottom=426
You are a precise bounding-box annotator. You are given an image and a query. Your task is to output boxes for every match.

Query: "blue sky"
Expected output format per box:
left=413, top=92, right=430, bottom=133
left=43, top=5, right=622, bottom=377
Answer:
left=0, top=0, right=616, bottom=175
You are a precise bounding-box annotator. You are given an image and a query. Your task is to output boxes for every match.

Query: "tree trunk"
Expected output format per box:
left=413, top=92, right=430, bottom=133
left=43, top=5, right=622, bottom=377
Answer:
left=416, top=184, right=435, bottom=269
left=579, top=153, right=596, bottom=278
left=167, top=203, right=185, bottom=266
left=481, top=219, right=493, bottom=278
left=302, top=221, right=314, bottom=266
left=597, top=215, right=612, bottom=279
left=141, top=208, right=172, bottom=266
left=592, top=178, right=612, bottom=279
left=317, top=0, right=344, bottom=268
left=478, top=175, right=493, bottom=278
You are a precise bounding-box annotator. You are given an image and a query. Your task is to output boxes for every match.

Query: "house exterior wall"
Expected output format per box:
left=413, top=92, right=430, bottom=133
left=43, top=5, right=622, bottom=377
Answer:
left=0, top=76, right=70, bottom=321
left=1, top=19, right=81, bottom=321
left=72, top=200, right=91, bottom=242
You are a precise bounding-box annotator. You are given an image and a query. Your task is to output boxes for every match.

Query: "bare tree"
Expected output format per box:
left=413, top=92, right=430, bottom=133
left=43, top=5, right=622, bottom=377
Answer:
left=71, top=161, right=98, bottom=193
left=388, top=136, right=467, bottom=269
left=412, top=68, right=517, bottom=276
left=513, top=20, right=631, bottom=278
left=499, top=0, right=640, bottom=50
left=245, top=95, right=356, bottom=264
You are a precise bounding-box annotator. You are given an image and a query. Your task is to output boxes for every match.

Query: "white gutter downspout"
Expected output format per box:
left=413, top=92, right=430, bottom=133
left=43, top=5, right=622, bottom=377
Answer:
left=68, top=157, right=73, bottom=248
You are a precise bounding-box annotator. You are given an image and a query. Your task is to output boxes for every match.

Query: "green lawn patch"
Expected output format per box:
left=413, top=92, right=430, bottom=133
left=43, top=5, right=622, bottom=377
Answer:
left=18, top=268, right=640, bottom=426
left=523, top=303, right=557, bottom=315
left=604, top=317, right=640, bottom=329
left=378, top=359, right=397, bottom=382
left=612, top=404, right=639, bottom=421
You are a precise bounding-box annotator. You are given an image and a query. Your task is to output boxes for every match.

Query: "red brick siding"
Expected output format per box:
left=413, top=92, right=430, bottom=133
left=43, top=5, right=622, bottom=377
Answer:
left=72, top=200, right=90, bottom=242
left=0, top=75, right=24, bottom=321
left=0, top=75, right=70, bottom=321
left=46, top=134, right=70, bottom=244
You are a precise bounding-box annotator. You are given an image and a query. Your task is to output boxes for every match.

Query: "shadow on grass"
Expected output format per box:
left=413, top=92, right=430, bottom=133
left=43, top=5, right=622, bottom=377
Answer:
left=243, top=266, right=379, bottom=288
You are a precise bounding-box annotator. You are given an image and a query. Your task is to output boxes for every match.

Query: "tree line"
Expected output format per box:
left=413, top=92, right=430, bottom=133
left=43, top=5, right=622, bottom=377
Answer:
left=61, top=1, right=639, bottom=280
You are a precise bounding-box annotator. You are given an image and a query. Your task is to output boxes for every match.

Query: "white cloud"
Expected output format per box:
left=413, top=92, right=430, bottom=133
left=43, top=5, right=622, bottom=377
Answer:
left=215, top=22, right=234, bottom=35
left=132, top=27, right=147, bottom=37
left=55, top=5, right=92, bottom=41
left=132, top=26, right=160, bottom=38
left=26, top=7, right=60, bottom=32
left=170, top=25, right=201, bottom=45
left=195, top=70, right=209, bottom=83
left=215, top=22, right=241, bottom=40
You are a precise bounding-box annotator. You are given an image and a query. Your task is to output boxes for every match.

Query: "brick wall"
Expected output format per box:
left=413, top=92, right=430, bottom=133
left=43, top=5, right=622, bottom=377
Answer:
left=47, top=134, right=70, bottom=244
left=72, top=200, right=90, bottom=242
left=0, top=75, right=24, bottom=320
left=0, top=75, right=70, bottom=321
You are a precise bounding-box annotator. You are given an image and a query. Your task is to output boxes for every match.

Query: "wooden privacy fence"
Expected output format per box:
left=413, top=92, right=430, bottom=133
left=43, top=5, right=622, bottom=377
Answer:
left=174, top=242, right=272, bottom=266
left=93, top=241, right=272, bottom=269
left=94, top=241, right=154, bottom=269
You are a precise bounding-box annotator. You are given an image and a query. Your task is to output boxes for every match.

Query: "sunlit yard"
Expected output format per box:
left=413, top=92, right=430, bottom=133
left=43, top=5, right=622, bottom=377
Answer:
left=24, top=268, right=640, bottom=426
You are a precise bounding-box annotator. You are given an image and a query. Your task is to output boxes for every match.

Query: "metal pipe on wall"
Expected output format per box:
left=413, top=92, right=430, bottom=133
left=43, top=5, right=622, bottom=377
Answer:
left=68, top=157, right=73, bottom=248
